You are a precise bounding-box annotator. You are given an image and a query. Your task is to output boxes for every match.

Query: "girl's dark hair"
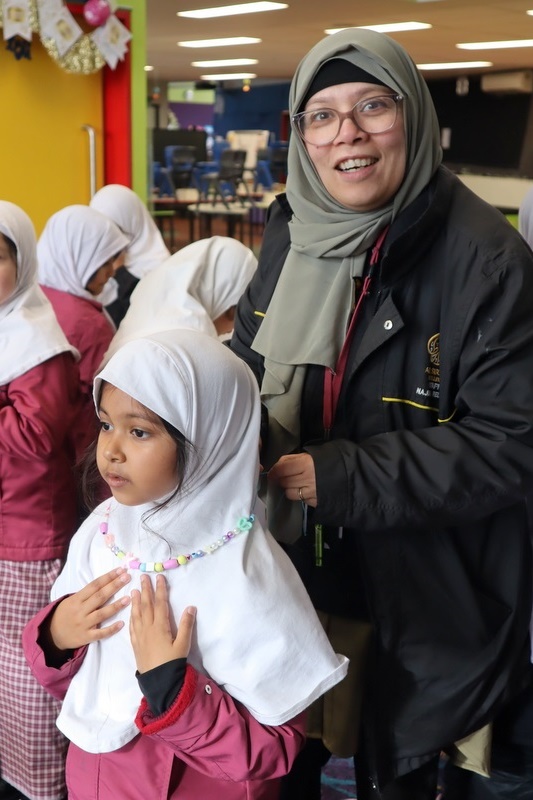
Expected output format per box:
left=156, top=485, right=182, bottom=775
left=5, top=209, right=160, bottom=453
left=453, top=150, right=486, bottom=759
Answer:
left=79, top=411, right=194, bottom=519
left=0, top=233, right=17, bottom=263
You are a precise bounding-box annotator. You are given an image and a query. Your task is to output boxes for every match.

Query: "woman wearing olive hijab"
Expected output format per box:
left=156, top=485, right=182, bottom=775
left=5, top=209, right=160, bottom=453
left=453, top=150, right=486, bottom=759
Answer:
left=231, top=28, right=533, bottom=800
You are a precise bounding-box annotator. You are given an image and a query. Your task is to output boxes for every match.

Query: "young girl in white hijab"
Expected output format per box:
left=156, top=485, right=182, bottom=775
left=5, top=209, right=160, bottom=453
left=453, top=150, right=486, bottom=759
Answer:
left=38, top=205, right=129, bottom=446
left=105, top=236, right=257, bottom=361
left=23, top=329, right=348, bottom=800
left=90, top=184, right=171, bottom=326
left=0, top=201, right=82, bottom=800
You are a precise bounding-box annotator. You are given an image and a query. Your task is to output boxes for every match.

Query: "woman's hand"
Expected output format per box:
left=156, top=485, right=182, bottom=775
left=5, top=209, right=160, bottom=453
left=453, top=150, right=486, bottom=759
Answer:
left=129, top=573, right=196, bottom=674
left=49, top=567, right=132, bottom=652
left=268, top=452, right=318, bottom=507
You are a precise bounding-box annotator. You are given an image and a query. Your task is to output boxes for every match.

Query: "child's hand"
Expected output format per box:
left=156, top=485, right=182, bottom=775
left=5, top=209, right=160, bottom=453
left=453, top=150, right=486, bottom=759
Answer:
left=129, top=573, right=196, bottom=674
left=49, top=567, right=132, bottom=651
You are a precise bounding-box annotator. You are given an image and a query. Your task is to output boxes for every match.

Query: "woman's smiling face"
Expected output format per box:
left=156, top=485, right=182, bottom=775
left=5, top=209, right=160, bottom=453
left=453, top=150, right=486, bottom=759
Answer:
left=302, top=81, right=407, bottom=212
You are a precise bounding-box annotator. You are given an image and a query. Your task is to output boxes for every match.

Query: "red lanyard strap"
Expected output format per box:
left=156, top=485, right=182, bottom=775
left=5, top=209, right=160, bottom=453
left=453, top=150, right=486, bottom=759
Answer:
left=322, top=226, right=389, bottom=435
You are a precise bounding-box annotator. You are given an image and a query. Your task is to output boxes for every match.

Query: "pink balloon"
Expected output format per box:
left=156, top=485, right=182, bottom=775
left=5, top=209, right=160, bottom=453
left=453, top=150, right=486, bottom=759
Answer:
left=83, top=0, right=111, bottom=27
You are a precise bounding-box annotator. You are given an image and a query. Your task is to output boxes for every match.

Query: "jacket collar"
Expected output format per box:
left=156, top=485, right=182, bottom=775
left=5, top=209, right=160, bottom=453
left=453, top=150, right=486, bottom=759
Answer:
left=379, top=166, right=454, bottom=284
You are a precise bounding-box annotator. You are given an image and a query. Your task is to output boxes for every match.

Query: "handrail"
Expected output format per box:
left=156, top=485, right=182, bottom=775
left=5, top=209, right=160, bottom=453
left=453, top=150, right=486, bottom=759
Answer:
left=81, top=124, right=97, bottom=199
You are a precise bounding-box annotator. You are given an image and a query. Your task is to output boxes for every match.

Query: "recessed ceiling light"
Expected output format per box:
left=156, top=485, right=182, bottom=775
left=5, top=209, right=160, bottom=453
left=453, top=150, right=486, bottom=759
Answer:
left=191, top=59, right=258, bottom=67
left=326, top=22, right=431, bottom=34
left=457, top=40, right=533, bottom=50
left=178, top=2, right=287, bottom=19
left=200, top=72, right=257, bottom=80
left=417, top=61, right=493, bottom=70
left=144, top=65, right=154, bottom=71
left=178, top=37, right=262, bottom=48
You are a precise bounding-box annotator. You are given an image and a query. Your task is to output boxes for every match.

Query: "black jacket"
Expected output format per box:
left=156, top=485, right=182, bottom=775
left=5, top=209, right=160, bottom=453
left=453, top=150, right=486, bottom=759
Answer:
left=231, top=166, right=533, bottom=784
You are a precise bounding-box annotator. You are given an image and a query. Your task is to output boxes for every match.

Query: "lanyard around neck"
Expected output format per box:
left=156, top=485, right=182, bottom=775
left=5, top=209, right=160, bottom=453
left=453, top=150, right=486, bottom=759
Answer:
left=322, top=225, right=389, bottom=436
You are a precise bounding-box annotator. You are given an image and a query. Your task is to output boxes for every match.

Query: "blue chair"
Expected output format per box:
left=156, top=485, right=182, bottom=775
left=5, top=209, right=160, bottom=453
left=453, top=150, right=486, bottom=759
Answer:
left=164, top=145, right=197, bottom=189
left=152, top=162, right=175, bottom=197
left=192, top=139, right=231, bottom=195
left=253, top=147, right=274, bottom=190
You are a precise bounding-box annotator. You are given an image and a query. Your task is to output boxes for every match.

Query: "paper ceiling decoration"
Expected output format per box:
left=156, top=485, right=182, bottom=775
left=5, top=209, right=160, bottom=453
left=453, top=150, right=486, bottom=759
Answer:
left=0, top=0, right=132, bottom=73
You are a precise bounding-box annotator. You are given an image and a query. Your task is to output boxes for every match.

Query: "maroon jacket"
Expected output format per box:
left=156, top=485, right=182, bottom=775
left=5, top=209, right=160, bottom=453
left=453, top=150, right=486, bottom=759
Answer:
left=0, top=353, right=82, bottom=561
left=41, top=286, right=114, bottom=448
left=23, top=602, right=306, bottom=800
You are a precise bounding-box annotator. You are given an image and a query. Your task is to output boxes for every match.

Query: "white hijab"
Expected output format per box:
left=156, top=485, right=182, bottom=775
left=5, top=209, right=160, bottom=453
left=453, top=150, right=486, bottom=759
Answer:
left=0, top=200, right=78, bottom=385
left=37, top=205, right=129, bottom=302
left=90, top=184, right=170, bottom=279
left=52, top=330, right=348, bottom=754
left=106, top=236, right=257, bottom=359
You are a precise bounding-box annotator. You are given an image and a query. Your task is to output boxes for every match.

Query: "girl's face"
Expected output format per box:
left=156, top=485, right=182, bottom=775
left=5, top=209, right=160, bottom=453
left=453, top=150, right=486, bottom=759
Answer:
left=97, top=383, right=179, bottom=506
left=302, top=81, right=407, bottom=212
left=0, top=233, right=17, bottom=304
left=85, top=257, right=115, bottom=296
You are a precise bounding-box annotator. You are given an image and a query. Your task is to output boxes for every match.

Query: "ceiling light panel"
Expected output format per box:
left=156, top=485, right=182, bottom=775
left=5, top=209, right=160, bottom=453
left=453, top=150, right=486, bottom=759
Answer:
left=178, top=37, right=262, bottom=48
left=191, top=59, right=258, bottom=67
left=325, top=22, right=431, bottom=35
left=457, top=40, right=533, bottom=50
left=178, top=2, right=287, bottom=19
left=200, top=72, right=257, bottom=79
left=418, top=61, right=493, bottom=70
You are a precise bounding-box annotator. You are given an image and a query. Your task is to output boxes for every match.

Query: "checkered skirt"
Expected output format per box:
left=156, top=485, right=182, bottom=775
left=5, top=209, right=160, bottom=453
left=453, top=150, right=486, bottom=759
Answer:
left=0, top=560, right=67, bottom=800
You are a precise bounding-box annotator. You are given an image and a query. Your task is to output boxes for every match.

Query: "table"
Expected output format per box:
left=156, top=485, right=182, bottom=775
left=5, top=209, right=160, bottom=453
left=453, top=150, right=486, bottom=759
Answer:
left=150, top=189, right=201, bottom=251
left=187, top=201, right=254, bottom=247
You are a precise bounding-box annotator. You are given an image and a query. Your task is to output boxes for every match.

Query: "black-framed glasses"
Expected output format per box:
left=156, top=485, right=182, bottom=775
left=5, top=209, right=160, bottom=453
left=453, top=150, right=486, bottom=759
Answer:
left=292, top=94, right=404, bottom=146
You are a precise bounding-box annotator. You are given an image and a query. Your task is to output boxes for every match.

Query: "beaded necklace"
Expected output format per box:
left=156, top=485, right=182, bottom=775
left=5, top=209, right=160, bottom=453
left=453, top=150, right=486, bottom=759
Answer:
left=99, top=503, right=255, bottom=573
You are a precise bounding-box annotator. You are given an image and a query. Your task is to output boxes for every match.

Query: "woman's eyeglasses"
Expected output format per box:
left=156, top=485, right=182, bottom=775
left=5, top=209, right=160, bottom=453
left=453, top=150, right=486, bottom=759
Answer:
left=292, top=94, right=404, bottom=146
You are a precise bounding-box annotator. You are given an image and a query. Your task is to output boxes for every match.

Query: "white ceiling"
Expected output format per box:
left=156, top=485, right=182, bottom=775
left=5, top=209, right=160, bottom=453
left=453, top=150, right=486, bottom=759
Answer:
left=146, top=0, right=533, bottom=86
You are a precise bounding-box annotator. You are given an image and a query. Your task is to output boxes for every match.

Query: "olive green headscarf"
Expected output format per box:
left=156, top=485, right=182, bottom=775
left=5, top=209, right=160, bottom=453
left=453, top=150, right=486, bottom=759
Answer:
left=253, top=29, right=442, bottom=483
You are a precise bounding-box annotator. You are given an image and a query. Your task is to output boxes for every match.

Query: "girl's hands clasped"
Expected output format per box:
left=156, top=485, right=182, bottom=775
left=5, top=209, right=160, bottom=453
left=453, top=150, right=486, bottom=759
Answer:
left=49, top=567, right=132, bottom=652
left=130, top=573, right=196, bottom=674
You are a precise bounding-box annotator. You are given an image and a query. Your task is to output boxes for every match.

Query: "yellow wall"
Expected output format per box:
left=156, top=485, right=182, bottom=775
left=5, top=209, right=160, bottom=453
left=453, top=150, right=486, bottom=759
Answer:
left=0, top=38, right=104, bottom=234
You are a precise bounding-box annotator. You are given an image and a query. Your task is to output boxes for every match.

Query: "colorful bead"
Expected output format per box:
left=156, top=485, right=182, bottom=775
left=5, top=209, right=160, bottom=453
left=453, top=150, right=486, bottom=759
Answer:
left=100, top=505, right=254, bottom=573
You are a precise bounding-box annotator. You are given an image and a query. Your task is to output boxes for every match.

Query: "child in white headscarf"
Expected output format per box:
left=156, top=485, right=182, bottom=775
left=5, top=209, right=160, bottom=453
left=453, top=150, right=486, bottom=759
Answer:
left=38, top=205, right=129, bottom=444
left=90, top=184, right=170, bottom=326
left=0, top=201, right=82, bottom=800
left=23, top=329, right=348, bottom=800
left=105, top=236, right=257, bottom=361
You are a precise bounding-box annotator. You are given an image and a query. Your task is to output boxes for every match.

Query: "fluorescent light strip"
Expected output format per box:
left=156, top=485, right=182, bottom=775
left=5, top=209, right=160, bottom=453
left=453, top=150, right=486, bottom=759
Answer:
left=191, top=59, right=258, bottom=67
left=457, top=40, right=533, bottom=50
left=178, top=2, right=287, bottom=19
left=200, top=72, right=257, bottom=80
left=178, top=37, right=261, bottom=48
left=144, top=65, right=154, bottom=71
left=326, top=22, right=431, bottom=35
left=177, top=36, right=261, bottom=47
left=418, top=61, right=493, bottom=70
